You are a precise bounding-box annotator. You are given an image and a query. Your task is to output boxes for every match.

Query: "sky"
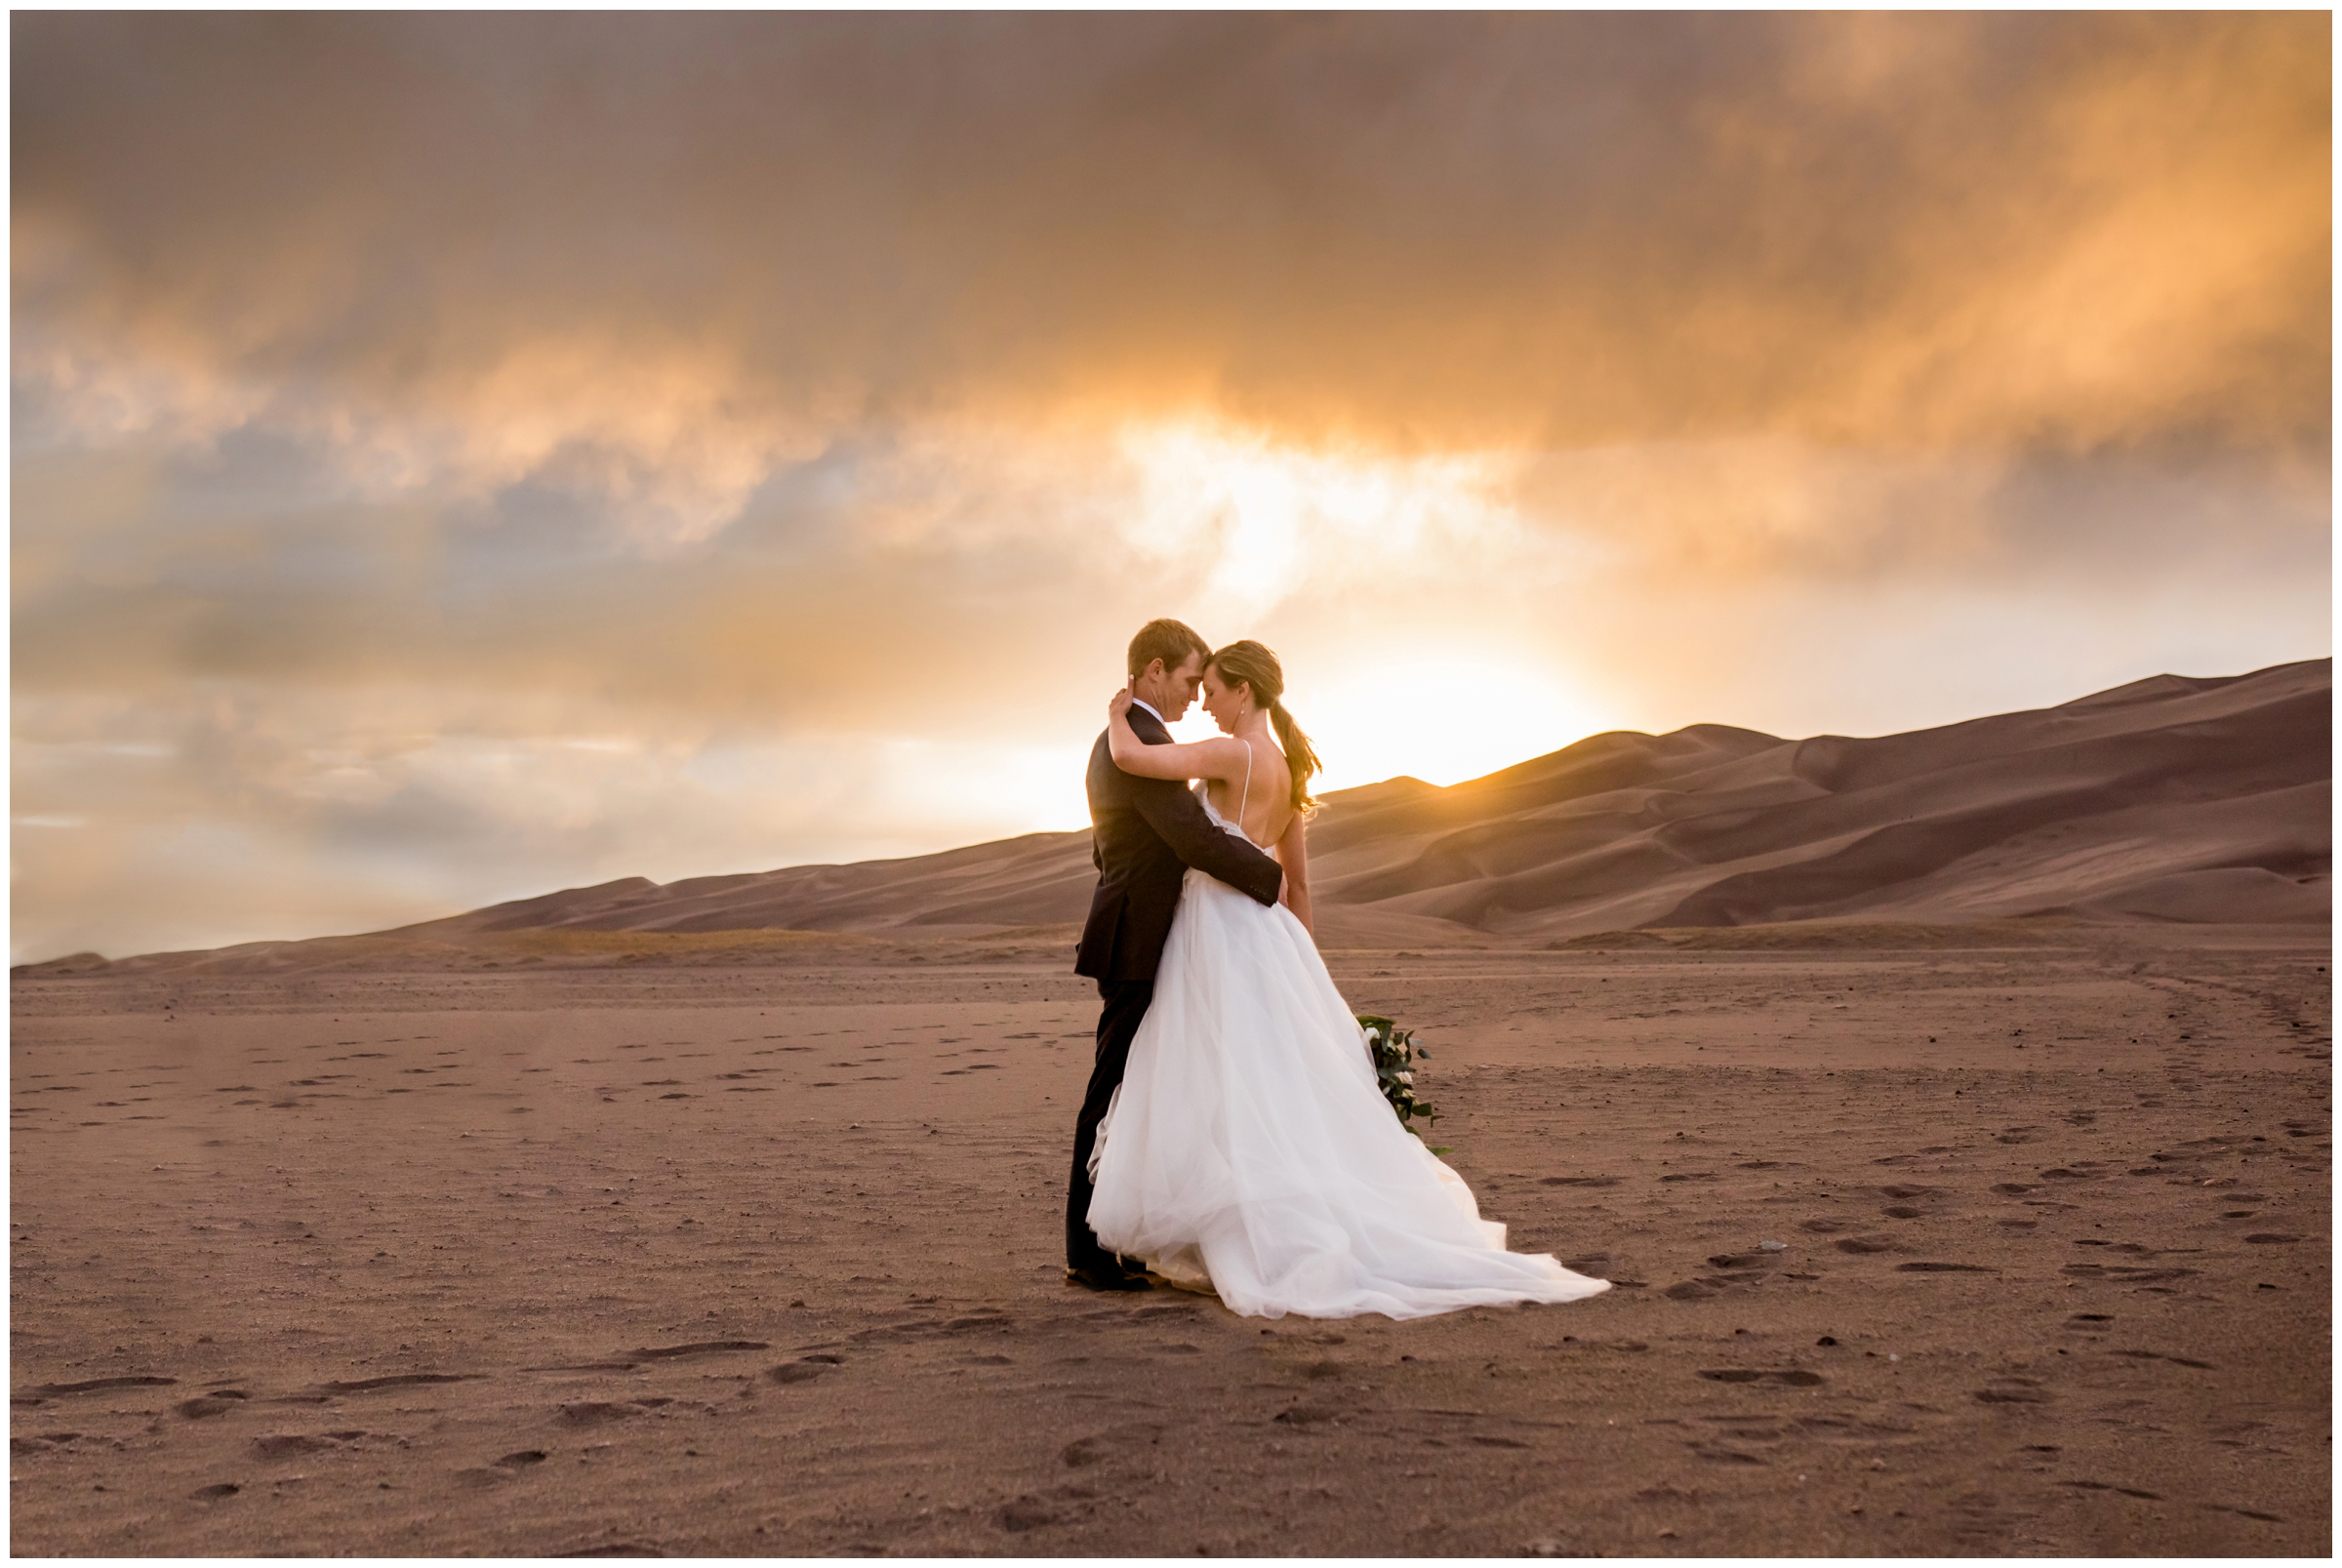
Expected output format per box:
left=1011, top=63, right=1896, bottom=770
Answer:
left=11, top=11, right=2331, bottom=962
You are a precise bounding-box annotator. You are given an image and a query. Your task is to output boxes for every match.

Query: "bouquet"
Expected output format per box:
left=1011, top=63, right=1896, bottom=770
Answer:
left=1356, top=1014, right=1444, bottom=1149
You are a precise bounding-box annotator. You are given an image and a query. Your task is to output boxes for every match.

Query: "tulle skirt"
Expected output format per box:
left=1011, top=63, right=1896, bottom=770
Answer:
left=1087, top=864, right=1611, bottom=1320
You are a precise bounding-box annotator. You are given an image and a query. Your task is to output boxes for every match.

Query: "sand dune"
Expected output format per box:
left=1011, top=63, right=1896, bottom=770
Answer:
left=27, top=660, right=2326, bottom=977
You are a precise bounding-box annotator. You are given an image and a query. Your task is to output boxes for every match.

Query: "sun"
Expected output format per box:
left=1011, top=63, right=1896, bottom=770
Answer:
left=1109, top=416, right=1610, bottom=794
left=1168, top=652, right=1613, bottom=791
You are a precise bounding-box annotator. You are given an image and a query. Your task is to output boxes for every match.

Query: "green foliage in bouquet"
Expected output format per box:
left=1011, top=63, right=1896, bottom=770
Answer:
left=1357, top=1014, right=1447, bottom=1150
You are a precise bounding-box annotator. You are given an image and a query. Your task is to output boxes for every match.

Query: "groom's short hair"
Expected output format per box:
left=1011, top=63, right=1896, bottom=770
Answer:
left=1127, top=619, right=1211, bottom=680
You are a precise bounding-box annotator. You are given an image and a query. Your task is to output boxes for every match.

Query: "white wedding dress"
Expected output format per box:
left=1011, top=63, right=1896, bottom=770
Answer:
left=1086, top=774, right=1611, bottom=1320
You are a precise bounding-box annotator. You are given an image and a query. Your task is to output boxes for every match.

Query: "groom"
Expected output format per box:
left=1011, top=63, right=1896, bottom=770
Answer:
left=1066, top=618, right=1286, bottom=1290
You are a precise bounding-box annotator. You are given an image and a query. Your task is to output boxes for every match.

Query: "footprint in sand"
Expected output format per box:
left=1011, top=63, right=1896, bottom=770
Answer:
left=1272, top=1402, right=1350, bottom=1427
left=21, top=1375, right=176, bottom=1397
left=1060, top=1422, right=1165, bottom=1468
left=310, top=1373, right=483, bottom=1395
left=2108, top=1348, right=2216, bottom=1369
left=1687, top=1440, right=1767, bottom=1466
left=623, top=1341, right=769, bottom=1361
left=1974, top=1378, right=2050, bottom=1404
left=1877, top=1183, right=1943, bottom=1209
left=2063, top=1479, right=2161, bottom=1500
left=766, top=1354, right=842, bottom=1385
left=454, top=1447, right=551, bottom=1487
left=998, top=1495, right=1060, bottom=1532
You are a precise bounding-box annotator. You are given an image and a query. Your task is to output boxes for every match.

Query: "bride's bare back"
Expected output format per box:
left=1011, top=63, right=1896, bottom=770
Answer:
left=1205, top=735, right=1295, bottom=851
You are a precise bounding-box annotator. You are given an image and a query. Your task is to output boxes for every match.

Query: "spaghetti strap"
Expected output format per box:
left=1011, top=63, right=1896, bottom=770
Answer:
left=1236, top=744, right=1254, bottom=844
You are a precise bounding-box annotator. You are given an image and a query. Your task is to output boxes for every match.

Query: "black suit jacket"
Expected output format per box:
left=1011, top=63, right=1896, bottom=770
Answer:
left=1073, top=705, right=1285, bottom=984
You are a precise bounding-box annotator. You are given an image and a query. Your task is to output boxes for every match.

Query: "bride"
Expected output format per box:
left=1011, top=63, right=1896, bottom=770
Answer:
left=1086, top=639, right=1610, bottom=1320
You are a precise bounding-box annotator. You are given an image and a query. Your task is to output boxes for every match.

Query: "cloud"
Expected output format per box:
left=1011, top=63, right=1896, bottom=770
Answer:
left=17, top=16, right=2328, bottom=475
left=8, top=13, right=2329, bottom=959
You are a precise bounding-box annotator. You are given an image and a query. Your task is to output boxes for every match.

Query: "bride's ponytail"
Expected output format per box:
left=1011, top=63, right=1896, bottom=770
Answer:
left=1268, top=700, right=1321, bottom=815
left=1208, top=639, right=1321, bottom=815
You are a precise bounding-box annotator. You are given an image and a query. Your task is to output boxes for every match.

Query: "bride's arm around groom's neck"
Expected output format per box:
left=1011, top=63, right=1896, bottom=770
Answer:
left=1107, top=688, right=1247, bottom=784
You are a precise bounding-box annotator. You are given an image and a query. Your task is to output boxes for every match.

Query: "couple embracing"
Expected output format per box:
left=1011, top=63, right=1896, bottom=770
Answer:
left=1064, top=619, right=1610, bottom=1320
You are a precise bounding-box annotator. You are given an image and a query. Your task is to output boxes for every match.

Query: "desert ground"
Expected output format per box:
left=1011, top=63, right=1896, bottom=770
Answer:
left=8, top=921, right=2328, bottom=1557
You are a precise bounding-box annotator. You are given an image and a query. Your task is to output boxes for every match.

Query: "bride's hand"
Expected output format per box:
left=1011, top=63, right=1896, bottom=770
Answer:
left=1108, top=686, right=1135, bottom=723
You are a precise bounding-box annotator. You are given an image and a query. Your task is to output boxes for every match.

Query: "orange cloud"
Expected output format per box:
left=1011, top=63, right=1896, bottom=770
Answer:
left=9, top=13, right=2329, bottom=960
left=15, top=13, right=2326, bottom=471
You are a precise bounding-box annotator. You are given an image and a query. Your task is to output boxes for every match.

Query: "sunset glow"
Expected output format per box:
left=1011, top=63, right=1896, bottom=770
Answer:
left=1117, top=420, right=1527, bottom=620
left=10, top=13, right=2328, bottom=961
left=1298, top=658, right=1614, bottom=792
left=1152, top=648, right=1611, bottom=796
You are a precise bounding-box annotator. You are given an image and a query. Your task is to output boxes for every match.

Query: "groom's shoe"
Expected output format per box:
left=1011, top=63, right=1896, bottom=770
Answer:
left=1065, top=1263, right=1152, bottom=1292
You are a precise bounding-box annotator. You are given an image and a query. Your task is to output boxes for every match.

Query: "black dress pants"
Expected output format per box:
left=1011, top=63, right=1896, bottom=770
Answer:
left=1065, top=976, right=1153, bottom=1271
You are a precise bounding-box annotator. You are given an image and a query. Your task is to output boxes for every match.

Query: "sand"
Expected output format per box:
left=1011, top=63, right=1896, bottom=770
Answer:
left=8, top=923, right=2328, bottom=1556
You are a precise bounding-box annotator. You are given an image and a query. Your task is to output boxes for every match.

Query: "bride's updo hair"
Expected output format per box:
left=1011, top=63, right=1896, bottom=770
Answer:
left=1208, top=639, right=1321, bottom=815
